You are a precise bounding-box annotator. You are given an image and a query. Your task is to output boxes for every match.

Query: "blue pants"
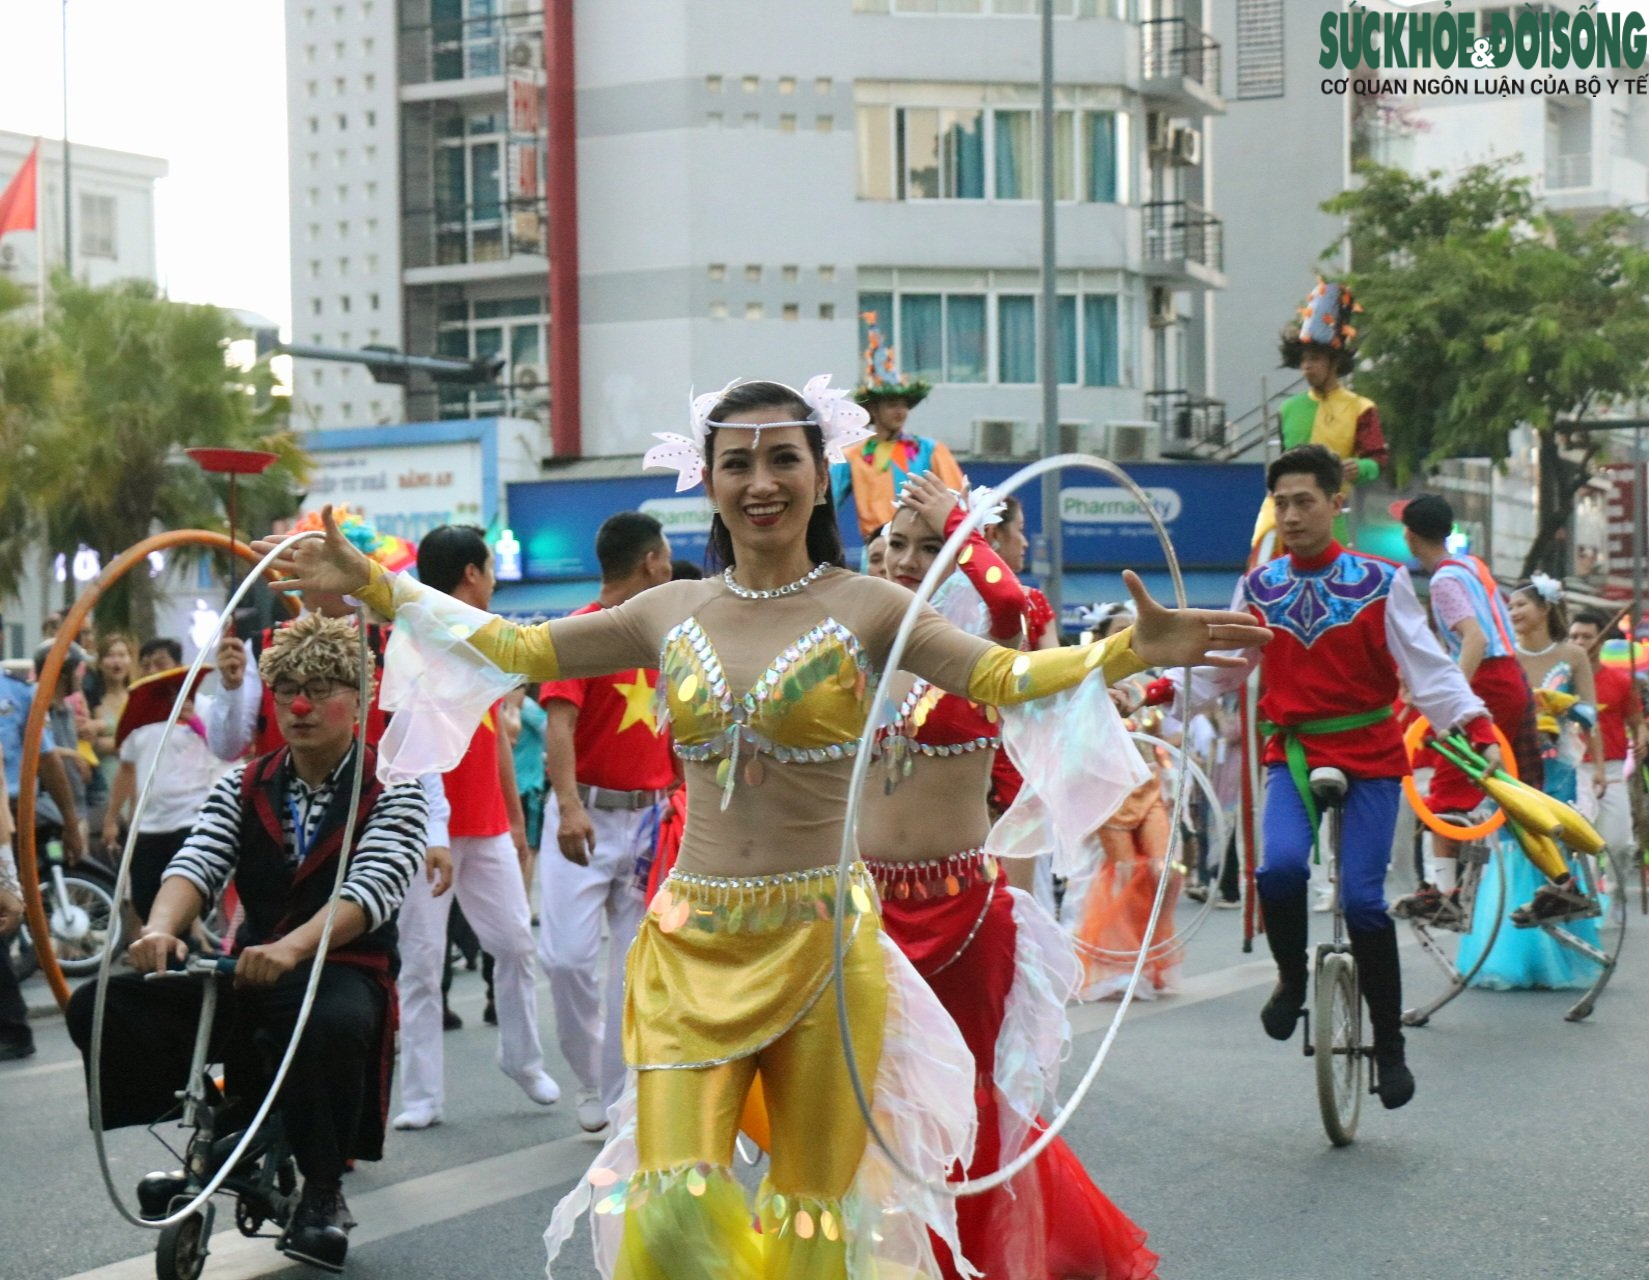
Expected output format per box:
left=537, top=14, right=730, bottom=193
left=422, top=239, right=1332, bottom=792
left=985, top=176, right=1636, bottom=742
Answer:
left=1257, top=765, right=1401, bottom=934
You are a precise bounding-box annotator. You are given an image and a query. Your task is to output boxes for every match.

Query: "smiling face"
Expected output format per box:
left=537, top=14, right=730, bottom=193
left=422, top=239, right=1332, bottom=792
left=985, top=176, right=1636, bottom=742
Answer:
left=1269, top=471, right=1339, bottom=557
left=885, top=507, right=949, bottom=592
left=703, top=417, right=825, bottom=556
left=1507, top=590, right=1545, bottom=640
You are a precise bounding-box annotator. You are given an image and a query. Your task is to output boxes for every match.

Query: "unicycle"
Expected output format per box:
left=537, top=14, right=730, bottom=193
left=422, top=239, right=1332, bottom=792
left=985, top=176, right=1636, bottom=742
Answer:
left=1300, top=766, right=1369, bottom=1147
left=143, top=955, right=300, bottom=1280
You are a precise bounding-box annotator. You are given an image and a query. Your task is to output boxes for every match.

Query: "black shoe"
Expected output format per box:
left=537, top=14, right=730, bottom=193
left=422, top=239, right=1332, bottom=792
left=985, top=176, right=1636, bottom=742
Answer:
left=1185, top=883, right=1209, bottom=904
left=1374, top=1046, right=1416, bottom=1110
left=442, top=1003, right=463, bottom=1031
left=1260, top=975, right=1308, bottom=1041
left=137, top=1170, right=189, bottom=1220
left=281, top=1182, right=353, bottom=1273
left=482, top=998, right=497, bottom=1026
left=0, top=1038, right=36, bottom=1062
left=1511, top=878, right=1602, bottom=928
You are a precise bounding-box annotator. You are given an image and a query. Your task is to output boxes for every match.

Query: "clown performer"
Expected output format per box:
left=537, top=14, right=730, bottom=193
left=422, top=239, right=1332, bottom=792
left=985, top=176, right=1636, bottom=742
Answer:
left=831, top=312, right=965, bottom=543
left=258, top=375, right=1267, bottom=1280
left=1251, top=279, right=1388, bottom=553
left=864, top=470, right=1159, bottom=1280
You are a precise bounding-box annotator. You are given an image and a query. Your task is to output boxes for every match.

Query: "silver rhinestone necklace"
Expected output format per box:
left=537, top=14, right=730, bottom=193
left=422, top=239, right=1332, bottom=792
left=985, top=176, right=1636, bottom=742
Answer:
left=722, top=562, right=832, bottom=600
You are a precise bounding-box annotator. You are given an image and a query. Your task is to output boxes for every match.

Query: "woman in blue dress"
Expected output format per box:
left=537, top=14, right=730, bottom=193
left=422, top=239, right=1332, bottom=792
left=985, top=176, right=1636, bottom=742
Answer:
left=1459, top=575, right=1606, bottom=989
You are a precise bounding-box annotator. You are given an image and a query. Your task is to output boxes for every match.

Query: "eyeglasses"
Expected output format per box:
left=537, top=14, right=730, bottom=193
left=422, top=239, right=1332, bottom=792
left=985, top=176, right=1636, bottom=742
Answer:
left=270, top=679, right=352, bottom=706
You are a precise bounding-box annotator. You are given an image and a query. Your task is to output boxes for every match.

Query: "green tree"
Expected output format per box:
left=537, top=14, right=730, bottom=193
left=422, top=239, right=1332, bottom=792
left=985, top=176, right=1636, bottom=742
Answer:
left=1324, top=160, right=1649, bottom=577
left=0, top=275, right=306, bottom=639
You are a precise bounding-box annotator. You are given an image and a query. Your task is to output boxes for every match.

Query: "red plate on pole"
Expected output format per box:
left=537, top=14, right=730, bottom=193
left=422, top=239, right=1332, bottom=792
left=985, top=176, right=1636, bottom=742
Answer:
left=185, top=447, right=279, bottom=475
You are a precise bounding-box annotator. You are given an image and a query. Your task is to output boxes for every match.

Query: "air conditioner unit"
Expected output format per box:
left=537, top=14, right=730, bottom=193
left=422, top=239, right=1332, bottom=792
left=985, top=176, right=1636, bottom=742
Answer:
left=512, top=363, right=544, bottom=391
left=1148, top=286, right=1177, bottom=328
left=1057, top=422, right=1108, bottom=455
left=1146, top=111, right=1173, bottom=153
left=1107, top=423, right=1152, bottom=462
left=508, top=38, right=538, bottom=68
left=1170, top=126, right=1201, bottom=167
left=972, top=419, right=1036, bottom=459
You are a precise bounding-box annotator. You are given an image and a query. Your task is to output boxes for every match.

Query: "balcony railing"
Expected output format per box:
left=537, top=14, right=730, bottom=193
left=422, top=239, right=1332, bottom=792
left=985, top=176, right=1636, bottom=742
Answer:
left=1147, top=389, right=1226, bottom=452
left=400, top=9, right=545, bottom=88
left=1143, top=200, right=1224, bottom=273
left=1142, top=18, right=1221, bottom=96
left=403, top=199, right=548, bottom=271
left=1547, top=151, right=1593, bottom=191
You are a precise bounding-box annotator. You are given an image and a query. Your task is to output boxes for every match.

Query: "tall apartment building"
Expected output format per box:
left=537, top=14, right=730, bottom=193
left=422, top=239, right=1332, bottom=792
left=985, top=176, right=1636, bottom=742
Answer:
left=0, top=131, right=166, bottom=302
left=286, top=0, right=1225, bottom=466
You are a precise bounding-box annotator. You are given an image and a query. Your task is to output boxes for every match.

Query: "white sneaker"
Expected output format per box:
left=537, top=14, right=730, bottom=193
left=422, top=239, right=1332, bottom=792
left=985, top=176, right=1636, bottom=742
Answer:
left=1312, top=884, right=1335, bottom=914
left=575, top=1088, right=608, bottom=1133
left=516, top=1071, right=562, bottom=1107
left=391, top=1104, right=442, bottom=1131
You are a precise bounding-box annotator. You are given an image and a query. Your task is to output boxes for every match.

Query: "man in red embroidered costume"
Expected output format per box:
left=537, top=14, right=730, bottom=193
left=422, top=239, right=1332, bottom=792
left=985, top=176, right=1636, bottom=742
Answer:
left=392, top=525, right=561, bottom=1131
left=67, top=613, right=430, bottom=1272
left=1185, top=446, right=1500, bottom=1111
left=538, top=511, right=677, bottom=1134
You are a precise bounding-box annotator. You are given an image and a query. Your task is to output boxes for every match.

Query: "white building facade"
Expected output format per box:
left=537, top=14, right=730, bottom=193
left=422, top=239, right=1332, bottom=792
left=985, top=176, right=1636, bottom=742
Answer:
left=285, top=0, right=1226, bottom=467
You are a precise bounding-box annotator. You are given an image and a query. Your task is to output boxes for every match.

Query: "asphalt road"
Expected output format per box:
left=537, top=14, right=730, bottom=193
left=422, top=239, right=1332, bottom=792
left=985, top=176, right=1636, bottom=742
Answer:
left=4, top=874, right=1645, bottom=1280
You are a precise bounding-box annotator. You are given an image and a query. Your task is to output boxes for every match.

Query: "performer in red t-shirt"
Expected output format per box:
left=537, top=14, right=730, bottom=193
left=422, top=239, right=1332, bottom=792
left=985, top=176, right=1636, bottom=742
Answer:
left=1569, top=608, right=1647, bottom=869
left=538, top=512, right=676, bottom=1133
left=392, top=526, right=561, bottom=1131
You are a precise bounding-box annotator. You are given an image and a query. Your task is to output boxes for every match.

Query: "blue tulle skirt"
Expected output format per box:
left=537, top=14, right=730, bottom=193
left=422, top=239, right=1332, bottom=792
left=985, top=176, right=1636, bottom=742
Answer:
left=1458, top=836, right=1604, bottom=991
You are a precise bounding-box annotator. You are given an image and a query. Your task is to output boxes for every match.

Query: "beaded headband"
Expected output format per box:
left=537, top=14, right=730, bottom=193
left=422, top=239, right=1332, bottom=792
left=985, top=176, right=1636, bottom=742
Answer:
left=642, top=374, right=874, bottom=493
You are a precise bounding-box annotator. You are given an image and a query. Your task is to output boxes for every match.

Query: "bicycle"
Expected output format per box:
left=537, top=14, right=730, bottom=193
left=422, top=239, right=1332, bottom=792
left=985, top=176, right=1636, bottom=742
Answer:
left=140, top=955, right=300, bottom=1280
left=9, top=838, right=125, bottom=982
left=1298, top=765, right=1374, bottom=1148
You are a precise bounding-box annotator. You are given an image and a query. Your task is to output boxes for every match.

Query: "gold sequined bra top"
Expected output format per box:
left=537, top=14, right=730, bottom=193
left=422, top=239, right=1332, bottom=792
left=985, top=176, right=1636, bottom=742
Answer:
left=658, top=616, right=874, bottom=797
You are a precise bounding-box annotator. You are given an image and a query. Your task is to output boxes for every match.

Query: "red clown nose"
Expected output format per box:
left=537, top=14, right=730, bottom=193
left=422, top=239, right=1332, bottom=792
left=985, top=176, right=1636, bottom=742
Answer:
left=289, top=694, right=314, bottom=716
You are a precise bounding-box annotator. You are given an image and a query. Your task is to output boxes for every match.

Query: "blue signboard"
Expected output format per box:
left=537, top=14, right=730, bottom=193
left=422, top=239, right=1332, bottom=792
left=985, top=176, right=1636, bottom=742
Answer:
left=507, top=459, right=1266, bottom=581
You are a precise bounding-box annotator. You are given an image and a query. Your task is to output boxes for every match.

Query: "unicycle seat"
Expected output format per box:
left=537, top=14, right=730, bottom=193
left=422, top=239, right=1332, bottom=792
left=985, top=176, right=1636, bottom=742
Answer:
left=1309, top=766, right=1349, bottom=805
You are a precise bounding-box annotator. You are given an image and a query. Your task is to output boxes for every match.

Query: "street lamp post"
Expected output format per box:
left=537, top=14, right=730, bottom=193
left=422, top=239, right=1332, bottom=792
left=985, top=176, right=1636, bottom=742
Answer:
left=1038, top=0, right=1063, bottom=623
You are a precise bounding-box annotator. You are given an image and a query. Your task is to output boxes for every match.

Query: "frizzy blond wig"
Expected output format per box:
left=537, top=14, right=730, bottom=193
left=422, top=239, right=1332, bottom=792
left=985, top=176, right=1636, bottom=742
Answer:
left=257, top=612, right=368, bottom=693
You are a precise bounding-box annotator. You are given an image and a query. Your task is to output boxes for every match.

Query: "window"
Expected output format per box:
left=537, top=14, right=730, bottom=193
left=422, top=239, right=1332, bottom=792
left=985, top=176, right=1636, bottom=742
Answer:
left=311, top=298, right=324, bottom=316
left=307, top=116, right=320, bottom=134
left=707, top=75, right=723, bottom=93
left=364, top=73, right=376, bottom=91
left=435, top=112, right=506, bottom=262
left=779, top=77, right=796, bottom=95
left=744, top=264, right=762, bottom=282
left=369, top=292, right=381, bottom=310
left=77, top=194, right=117, bottom=259
left=779, top=114, right=797, bottom=133
left=817, top=115, right=834, bottom=133
left=862, top=286, right=1122, bottom=387
left=307, top=80, right=319, bottom=98
left=340, top=402, right=353, bottom=419
left=710, top=300, right=729, bottom=319
left=436, top=296, right=547, bottom=420
left=742, top=76, right=759, bottom=93
left=306, top=186, right=320, bottom=206
left=339, top=295, right=352, bottom=313
left=819, top=303, right=836, bottom=320
left=337, top=184, right=349, bottom=202
left=819, top=265, right=836, bottom=283
left=366, top=253, right=379, bottom=272
left=310, top=260, right=323, bottom=279
left=746, top=302, right=765, bottom=319
left=335, top=113, right=348, bottom=130
left=365, top=109, right=377, bottom=127
left=333, top=76, right=346, bottom=94
left=307, top=151, right=320, bottom=168
left=783, top=303, right=800, bottom=320
left=708, top=263, right=727, bottom=281
left=338, top=256, right=351, bottom=274
left=743, top=112, right=760, bottom=128
left=365, top=181, right=378, bottom=199
left=1236, top=0, right=1286, bottom=99
left=307, top=222, right=321, bottom=240
left=861, top=99, right=1127, bottom=203
left=816, top=77, right=833, bottom=95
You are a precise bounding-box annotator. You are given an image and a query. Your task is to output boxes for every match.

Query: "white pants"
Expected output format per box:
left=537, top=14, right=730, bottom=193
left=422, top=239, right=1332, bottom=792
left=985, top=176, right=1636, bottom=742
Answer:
left=536, top=793, right=653, bottom=1107
left=1576, top=762, right=1636, bottom=861
left=398, top=831, right=547, bottom=1113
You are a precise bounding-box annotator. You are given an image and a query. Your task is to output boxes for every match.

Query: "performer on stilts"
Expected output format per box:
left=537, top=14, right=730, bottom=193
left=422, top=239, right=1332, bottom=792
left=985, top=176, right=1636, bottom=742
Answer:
left=260, top=375, right=1267, bottom=1280
left=864, top=470, right=1159, bottom=1280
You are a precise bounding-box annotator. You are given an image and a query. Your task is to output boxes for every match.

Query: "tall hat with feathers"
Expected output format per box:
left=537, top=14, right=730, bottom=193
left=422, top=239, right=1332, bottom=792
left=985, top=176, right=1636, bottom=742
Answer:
left=853, top=309, right=931, bottom=408
left=1279, top=278, right=1362, bottom=373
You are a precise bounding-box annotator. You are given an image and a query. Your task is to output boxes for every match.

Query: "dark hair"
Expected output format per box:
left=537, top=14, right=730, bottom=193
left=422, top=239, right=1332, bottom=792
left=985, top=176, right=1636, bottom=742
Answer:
left=1572, top=608, right=1611, bottom=633
left=594, top=511, right=666, bottom=582
left=1399, top=494, right=1454, bottom=543
left=1266, top=443, right=1343, bottom=498
left=670, top=559, right=704, bottom=582
left=138, top=637, right=183, bottom=667
left=417, top=524, right=490, bottom=594
left=1279, top=330, right=1356, bottom=376
left=701, top=380, right=846, bottom=571
left=1512, top=582, right=1569, bottom=643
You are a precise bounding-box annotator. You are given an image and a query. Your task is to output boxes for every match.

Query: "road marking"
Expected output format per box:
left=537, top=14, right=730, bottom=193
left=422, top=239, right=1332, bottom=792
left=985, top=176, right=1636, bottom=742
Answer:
left=58, top=1130, right=603, bottom=1280
left=1067, top=955, right=1278, bottom=1037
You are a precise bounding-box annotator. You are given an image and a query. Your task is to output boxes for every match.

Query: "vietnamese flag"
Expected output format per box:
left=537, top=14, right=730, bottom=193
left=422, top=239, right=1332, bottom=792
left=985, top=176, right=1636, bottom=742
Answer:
left=0, top=142, right=40, bottom=238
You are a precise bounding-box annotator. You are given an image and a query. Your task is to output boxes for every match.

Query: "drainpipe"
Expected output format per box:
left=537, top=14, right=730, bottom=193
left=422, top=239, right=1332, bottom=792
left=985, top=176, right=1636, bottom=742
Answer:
left=545, top=0, right=582, bottom=457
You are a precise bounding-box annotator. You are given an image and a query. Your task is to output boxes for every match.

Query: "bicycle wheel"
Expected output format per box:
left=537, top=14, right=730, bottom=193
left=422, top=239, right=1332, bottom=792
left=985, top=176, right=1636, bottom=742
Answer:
left=1314, top=951, right=1363, bottom=1146
left=43, top=872, right=125, bottom=976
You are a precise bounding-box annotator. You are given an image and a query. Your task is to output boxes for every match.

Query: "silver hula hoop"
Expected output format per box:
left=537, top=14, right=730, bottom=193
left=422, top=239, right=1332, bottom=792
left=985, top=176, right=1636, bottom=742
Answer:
left=1066, top=729, right=1228, bottom=966
left=89, top=529, right=375, bottom=1230
left=833, top=453, right=1198, bottom=1198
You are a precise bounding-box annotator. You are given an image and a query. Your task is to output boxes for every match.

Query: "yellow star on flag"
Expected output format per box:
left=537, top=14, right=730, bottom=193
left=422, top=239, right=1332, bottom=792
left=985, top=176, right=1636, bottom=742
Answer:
left=613, top=671, right=659, bottom=735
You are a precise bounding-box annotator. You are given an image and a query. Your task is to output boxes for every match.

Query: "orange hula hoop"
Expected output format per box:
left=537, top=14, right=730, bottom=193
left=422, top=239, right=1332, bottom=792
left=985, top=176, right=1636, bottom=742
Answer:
left=1401, top=715, right=1517, bottom=841
left=17, top=531, right=294, bottom=1011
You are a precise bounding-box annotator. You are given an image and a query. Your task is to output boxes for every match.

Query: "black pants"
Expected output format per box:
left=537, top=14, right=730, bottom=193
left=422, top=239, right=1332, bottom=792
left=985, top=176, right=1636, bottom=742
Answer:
left=0, top=929, right=29, bottom=1050
left=129, top=829, right=193, bottom=921
left=67, top=964, right=384, bottom=1184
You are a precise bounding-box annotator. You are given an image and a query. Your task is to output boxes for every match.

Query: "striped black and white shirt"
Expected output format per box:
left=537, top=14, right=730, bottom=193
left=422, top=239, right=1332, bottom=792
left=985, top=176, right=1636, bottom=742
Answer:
left=164, top=744, right=428, bottom=931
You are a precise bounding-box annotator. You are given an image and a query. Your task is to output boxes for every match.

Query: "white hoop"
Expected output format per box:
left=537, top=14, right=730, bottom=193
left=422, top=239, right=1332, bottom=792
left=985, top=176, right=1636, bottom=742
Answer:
left=88, top=529, right=376, bottom=1231
left=833, top=452, right=1198, bottom=1198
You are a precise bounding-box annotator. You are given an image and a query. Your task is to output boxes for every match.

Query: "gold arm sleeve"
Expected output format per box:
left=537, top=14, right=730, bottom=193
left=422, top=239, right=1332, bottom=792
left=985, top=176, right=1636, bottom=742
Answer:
left=966, top=625, right=1147, bottom=706
left=355, top=560, right=564, bottom=680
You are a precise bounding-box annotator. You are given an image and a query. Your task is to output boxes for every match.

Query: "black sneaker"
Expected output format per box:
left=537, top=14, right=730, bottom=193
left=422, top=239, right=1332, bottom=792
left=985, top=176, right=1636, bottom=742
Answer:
left=1260, top=974, right=1308, bottom=1041
left=1374, top=1042, right=1416, bottom=1110
left=0, top=1038, right=36, bottom=1062
left=137, top=1170, right=189, bottom=1220
left=280, top=1182, right=354, bottom=1273
left=1510, top=878, right=1602, bottom=929
left=482, top=998, right=497, bottom=1026
left=442, top=1003, right=463, bottom=1031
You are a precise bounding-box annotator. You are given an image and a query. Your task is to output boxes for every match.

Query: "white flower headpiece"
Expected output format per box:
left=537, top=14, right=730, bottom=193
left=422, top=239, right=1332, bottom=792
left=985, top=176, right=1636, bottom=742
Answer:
left=1078, top=601, right=1134, bottom=630
left=642, top=374, right=874, bottom=493
left=890, top=476, right=1006, bottom=527
left=1526, top=572, right=1565, bottom=606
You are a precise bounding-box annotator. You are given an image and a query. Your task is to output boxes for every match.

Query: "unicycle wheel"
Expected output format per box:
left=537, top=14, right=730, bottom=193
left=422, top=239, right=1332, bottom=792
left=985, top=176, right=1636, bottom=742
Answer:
left=155, top=1202, right=213, bottom=1280
left=1314, top=952, right=1363, bottom=1147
